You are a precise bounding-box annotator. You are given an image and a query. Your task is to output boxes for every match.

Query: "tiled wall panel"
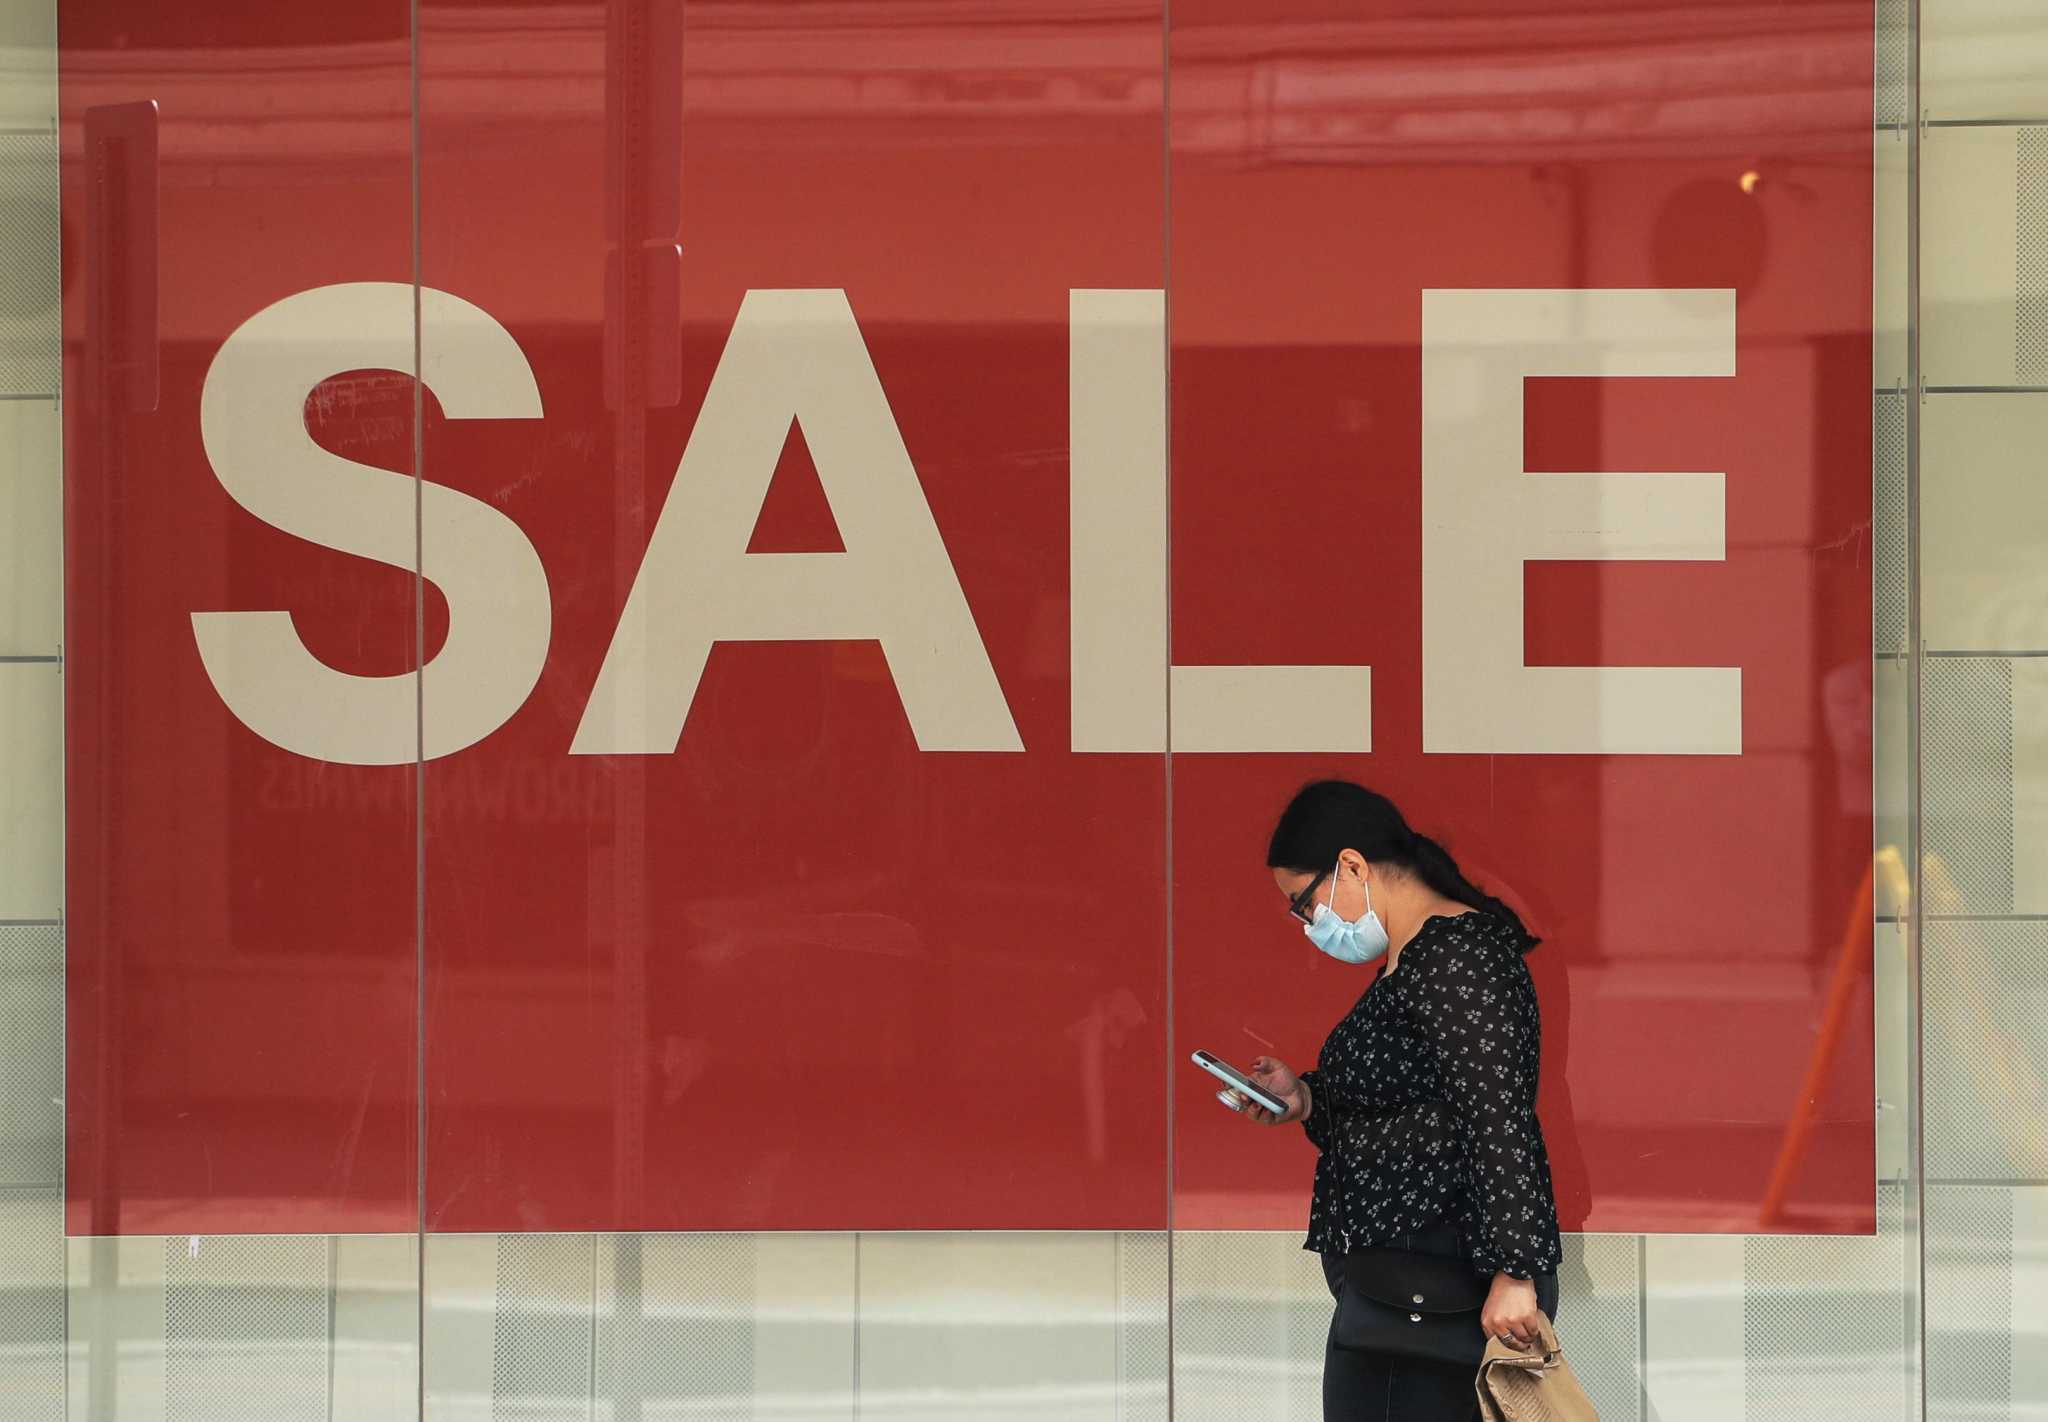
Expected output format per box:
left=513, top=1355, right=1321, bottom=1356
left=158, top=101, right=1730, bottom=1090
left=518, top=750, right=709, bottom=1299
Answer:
left=66, top=1235, right=170, bottom=1422
left=1921, top=398, right=2048, bottom=653
left=1922, top=5, right=2048, bottom=1413
left=0, top=399, right=59, bottom=655
left=332, top=1235, right=419, bottom=1422
left=1643, top=1235, right=1746, bottom=1422
left=857, top=1234, right=1127, bottom=1422
left=0, top=1188, right=62, bottom=1422
left=1924, top=126, right=2028, bottom=387
left=1926, top=0, right=2048, bottom=120
left=0, top=663, right=60, bottom=920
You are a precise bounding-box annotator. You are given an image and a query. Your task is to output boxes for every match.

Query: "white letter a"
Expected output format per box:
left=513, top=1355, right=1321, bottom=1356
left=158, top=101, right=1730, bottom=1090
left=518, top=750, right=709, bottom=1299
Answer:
left=574, top=289, right=1021, bottom=754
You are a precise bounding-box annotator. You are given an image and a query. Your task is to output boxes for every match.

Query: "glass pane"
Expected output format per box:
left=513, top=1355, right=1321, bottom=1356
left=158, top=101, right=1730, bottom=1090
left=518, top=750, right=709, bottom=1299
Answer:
left=59, top=0, right=418, bottom=1245
left=0, top=0, right=1996, bottom=1415
left=1166, top=1, right=1906, bottom=1418
left=414, top=0, right=1168, bottom=1415
left=1922, top=0, right=2048, bottom=1415
left=1169, top=0, right=1879, bottom=1238
left=50, top=0, right=423, bottom=1414
left=1, top=3, right=68, bottom=1415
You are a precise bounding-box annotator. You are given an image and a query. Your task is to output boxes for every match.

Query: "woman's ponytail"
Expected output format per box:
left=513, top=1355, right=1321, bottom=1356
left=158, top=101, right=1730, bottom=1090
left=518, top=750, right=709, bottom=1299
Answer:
left=1405, top=832, right=1540, bottom=953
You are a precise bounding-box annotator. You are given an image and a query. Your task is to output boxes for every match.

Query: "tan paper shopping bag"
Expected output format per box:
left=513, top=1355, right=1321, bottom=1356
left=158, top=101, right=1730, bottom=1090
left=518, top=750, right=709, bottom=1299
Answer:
left=1475, top=1311, right=1600, bottom=1422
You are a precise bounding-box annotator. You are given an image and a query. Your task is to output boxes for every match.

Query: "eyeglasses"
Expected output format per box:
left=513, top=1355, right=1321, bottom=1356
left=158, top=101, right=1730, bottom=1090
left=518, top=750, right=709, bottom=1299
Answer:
left=1287, top=869, right=1329, bottom=924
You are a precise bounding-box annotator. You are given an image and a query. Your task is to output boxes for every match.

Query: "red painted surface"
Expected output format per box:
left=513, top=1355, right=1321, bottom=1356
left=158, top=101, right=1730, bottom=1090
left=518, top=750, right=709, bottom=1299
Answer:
left=62, top=10, right=420, bottom=1237
left=1168, top=0, right=1874, bottom=1235
left=63, top=0, right=1873, bottom=1237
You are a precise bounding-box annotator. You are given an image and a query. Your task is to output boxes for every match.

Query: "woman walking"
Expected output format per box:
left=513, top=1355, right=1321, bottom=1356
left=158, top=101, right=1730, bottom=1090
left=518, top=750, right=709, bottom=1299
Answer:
left=1222, top=779, right=1564, bottom=1421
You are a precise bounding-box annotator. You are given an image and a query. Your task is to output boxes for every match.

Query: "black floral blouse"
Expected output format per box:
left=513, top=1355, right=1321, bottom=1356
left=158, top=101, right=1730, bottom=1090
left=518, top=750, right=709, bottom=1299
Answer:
left=1296, top=908, right=1563, bottom=1281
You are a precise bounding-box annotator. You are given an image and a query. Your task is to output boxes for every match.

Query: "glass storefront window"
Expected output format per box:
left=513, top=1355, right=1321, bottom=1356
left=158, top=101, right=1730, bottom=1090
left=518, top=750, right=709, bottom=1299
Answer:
left=4, top=0, right=2044, bottom=1417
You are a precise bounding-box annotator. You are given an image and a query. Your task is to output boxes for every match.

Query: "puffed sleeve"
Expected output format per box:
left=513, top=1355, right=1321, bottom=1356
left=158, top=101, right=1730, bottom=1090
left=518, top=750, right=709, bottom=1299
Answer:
left=1399, top=933, right=1562, bottom=1280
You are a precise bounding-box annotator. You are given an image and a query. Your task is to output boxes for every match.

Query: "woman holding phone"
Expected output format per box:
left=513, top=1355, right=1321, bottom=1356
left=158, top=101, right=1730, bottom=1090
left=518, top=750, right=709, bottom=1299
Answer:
left=1220, top=778, right=1563, bottom=1422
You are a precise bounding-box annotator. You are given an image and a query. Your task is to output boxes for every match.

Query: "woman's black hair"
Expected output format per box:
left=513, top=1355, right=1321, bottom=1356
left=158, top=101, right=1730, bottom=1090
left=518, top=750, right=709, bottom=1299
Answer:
left=1266, top=779, right=1540, bottom=953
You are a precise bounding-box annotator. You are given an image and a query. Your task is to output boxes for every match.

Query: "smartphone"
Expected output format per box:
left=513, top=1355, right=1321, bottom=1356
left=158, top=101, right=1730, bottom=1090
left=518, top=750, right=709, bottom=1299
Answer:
left=1190, top=1050, right=1290, bottom=1115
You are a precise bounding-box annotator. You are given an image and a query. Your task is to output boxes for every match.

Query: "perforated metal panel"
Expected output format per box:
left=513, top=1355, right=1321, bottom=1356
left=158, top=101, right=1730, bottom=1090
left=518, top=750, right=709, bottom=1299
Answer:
left=1926, top=919, right=2048, bottom=1180
left=0, top=1188, right=63, bottom=1422
left=1926, top=1185, right=2014, bottom=1422
left=1554, top=1234, right=1641, bottom=1422
left=597, top=1233, right=753, bottom=1420
left=1171, top=1231, right=1329, bottom=1422
left=1742, top=1183, right=1911, bottom=1420
left=1874, top=392, right=1908, bottom=655
left=0, top=923, right=60, bottom=1187
left=1875, top=0, right=1910, bottom=128
left=0, top=129, right=58, bottom=398
left=494, top=1233, right=594, bottom=1422
left=2020, top=130, right=2048, bottom=383
left=1923, top=656, right=2016, bottom=914
left=1116, top=1232, right=1169, bottom=1422
left=164, top=1235, right=333, bottom=1422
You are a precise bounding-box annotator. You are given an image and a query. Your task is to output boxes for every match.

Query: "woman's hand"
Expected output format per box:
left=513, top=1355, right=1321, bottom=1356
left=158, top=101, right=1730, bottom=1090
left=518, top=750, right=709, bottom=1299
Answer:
left=1223, top=1056, right=1309, bottom=1126
left=1481, top=1273, right=1542, bottom=1352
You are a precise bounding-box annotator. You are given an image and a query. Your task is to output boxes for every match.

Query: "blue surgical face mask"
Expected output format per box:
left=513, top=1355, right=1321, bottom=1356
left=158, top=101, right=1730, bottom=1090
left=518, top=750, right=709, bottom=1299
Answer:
left=1302, top=862, right=1391, bottom=965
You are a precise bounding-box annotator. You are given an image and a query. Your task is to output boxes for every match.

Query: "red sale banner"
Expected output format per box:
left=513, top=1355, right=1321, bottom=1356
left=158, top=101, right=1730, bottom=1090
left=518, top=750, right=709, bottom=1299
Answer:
left=63, top=0, right=1874, bottom=1238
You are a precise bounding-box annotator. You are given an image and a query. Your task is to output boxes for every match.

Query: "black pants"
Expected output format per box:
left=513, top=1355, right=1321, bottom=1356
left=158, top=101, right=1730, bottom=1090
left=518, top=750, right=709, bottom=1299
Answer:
left=1319, top=1219, right=1559, bottom=1422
